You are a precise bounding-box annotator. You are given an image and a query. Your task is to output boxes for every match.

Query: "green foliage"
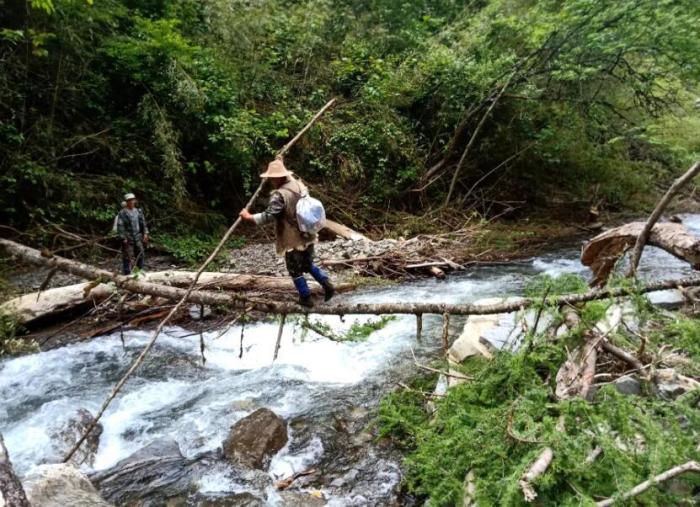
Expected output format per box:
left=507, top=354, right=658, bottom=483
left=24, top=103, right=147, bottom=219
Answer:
left=0, top=314, right=37, bottom=357
left=301, top=315, right=395, bottom=342
left=154, top=231, right=244, bottom=265
left=524, top=273, right=588, bottom=297
left=1, top=0, right=699, bottom=231
left=378, top=334, right=700, bottom=506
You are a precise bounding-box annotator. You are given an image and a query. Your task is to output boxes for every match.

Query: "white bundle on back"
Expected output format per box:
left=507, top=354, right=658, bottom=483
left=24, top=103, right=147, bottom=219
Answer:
left=296, top=189, right=326, bottom=234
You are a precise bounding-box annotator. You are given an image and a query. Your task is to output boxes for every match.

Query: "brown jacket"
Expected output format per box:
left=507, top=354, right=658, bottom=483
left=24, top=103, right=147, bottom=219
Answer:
left=274, top=179, right=315, bottom=255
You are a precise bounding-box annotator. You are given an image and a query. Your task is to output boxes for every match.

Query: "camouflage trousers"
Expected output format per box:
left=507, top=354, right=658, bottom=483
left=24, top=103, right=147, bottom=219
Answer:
left=284, top=245, right=315, bottom=278
left=122, top=238, right=145, bottom=275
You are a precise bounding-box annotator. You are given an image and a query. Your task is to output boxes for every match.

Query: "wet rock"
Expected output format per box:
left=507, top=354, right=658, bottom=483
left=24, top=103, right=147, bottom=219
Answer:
left=197, top=492, right=265, bottom=507
left=50, top=408, right=103, bottom=467
left=24, top=463, right=113, bottom=507
left=223, top=408, right=288, bottom=470
left=653, top=368, right=700, bottom=399
left=277, top=490, right=326, bottom=506
left=614, top=374, right=641, bottom=396
left=90, top=438, right=210, bottom=506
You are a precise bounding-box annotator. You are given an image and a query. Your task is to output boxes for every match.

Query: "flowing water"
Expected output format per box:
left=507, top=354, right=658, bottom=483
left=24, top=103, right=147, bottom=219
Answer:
left=2, top=215, right=699, bottom=505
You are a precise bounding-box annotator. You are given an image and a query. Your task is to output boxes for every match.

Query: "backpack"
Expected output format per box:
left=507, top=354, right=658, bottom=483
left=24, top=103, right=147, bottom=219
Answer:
left=295, top=188, right=326, bottom=234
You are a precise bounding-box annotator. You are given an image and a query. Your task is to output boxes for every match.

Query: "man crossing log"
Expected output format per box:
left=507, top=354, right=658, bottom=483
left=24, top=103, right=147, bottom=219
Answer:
left=239, top=157, right=335, bottom=307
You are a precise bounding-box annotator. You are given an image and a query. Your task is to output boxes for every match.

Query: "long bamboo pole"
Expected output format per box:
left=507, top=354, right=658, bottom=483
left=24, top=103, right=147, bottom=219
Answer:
left=57, top=98, right=337, bottom=463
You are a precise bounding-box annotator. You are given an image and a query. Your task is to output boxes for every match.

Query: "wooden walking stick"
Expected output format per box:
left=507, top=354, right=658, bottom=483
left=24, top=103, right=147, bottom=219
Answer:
left=63, top=98, right=337, bottom=463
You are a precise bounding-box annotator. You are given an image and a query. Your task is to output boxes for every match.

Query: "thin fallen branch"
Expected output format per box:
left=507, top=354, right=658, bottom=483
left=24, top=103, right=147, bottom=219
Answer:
left=601, top=339, right=644, bottom=372
left=441, top=313, right=450, bottom=355
left=519, top=447, right=554, bottom=502
left=273, top=314, right=286, bottom=361
left=415, top=313, right=422, bottom=342
left=595, top=460, right=700, bottom=507
left=59, top=98, right=338, bottom=463
left=628, top=161, right=700, bottom=277
left=410, top=348, right=471, bottom=381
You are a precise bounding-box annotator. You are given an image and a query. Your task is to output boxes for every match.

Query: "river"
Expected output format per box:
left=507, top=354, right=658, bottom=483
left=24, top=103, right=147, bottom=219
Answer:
left=1, top=215, right=699, bottom=505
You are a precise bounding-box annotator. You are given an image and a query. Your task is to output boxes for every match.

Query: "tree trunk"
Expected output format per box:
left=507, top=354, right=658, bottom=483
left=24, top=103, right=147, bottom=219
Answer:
left=627, top=161, right=700, bottom=277
left=0, top=271, right=354, bottom=325
left=0, top=433, right=31, bottom=507
left=581, top=222, right=700, bottom=286
left=322, top=219, right=369, bottom=241
left=0, top=282, right=113, bottom=324
left=3, top=238, right=700, bottom=317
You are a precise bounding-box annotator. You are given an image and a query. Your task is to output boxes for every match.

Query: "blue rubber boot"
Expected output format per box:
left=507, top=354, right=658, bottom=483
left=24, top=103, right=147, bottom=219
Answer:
left=293, top=276, right=313, bottom=307
left=310, top=265, right=335, bottom=302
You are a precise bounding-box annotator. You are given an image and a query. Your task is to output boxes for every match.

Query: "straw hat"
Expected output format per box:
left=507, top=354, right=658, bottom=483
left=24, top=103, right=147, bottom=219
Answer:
left=260, top=159, right=292, bottom=178
left=124, top=192, right=136, bottom=201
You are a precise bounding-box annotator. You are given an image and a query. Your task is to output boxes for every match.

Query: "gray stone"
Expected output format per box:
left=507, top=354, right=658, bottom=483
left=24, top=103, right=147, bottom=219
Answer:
left=90, top=438, right=208, bottom=506
left=24, top=464, right=113, bottom=507
left=653, top=368, right=700, bottom=400
left=614, top=375, right=641, bottom=396
left=278, top=491, right=326, bottom=506
left=197, top=492, right=265, bottom=507
left=223, top=408, right=288, bottom=470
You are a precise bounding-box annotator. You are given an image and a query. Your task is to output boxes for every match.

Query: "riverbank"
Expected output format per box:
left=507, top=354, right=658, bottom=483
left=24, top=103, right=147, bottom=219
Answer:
left=1, top=214, right=700, bottom=506
left=378, top=281, right=700, bottom=505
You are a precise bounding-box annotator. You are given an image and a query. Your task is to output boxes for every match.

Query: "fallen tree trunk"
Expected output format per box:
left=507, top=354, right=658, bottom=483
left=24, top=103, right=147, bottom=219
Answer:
left=627, top=161, right=700, bottom=277
left=4, top=238, right=700, bottom=317
left=0, top=271, right=354, bottom=325
left=0, top=433, right=31, bottom=507
left=322, top=219, right=369, bottom=241
left=581, top=222, right=700, bottom=286
left=0, top=282, right=113, bottom=324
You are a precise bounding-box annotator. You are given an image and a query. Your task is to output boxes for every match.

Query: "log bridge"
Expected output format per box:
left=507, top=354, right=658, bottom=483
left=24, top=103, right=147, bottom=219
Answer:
left=2, top=238, right=700, bottom=319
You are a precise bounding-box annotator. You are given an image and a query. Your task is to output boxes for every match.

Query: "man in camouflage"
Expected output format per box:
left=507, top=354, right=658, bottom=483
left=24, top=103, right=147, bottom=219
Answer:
left=117, top=192, right=149, bottom=275
left=239, top=157, right=334, bottom=307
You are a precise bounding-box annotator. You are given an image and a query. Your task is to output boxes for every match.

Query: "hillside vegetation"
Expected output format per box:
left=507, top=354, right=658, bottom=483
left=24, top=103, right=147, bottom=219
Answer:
left=2, top=0, right=699, bottom=237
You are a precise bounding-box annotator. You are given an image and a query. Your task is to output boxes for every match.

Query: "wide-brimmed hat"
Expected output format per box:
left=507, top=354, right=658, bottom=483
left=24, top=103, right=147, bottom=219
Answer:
left=260, top=159, right=292, bottom=179
left=124, top=192, right=136, bottom=201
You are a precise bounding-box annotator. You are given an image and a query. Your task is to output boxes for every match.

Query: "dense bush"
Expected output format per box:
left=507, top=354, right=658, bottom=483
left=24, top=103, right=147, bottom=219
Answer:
left=1, top=0, right=699, bottom=234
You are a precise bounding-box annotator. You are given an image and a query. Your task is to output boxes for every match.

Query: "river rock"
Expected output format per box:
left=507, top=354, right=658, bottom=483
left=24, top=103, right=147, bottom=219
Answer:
left=90, top=437, right=209, bottom=506
left=51, top=408, right=103, bottom=467
left=197, top=492, right=265, bottom=507
left=614, top=374, right=642, bottom=396
left=223, top=408, right=288, bottom=470
left=652, top=368, right=700, bottom=399
left=277, top=490, right=326, bottom=506
left=23, top=463, right=114, bottom=507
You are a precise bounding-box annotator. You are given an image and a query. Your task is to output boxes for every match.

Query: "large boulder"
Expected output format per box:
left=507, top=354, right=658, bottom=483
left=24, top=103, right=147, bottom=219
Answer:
left=23, top=463, right=113, bottom=507
left=223, top=408, right=288, bottom=470
left=50, top=408, right=103, bottom=467
left=90, top=438, right=209, bottom=506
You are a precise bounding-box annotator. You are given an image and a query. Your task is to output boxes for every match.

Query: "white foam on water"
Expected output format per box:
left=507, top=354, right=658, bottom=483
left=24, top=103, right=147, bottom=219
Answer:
left=268, top=436, right=324, bottom=480
left=3, top=220, right=700, bottom=490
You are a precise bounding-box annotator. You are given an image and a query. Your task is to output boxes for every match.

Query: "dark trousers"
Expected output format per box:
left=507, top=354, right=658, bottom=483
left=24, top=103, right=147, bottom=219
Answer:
left=122, top=239, right=145, bottom=275
left=285, top=245, right=330, bottom=297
